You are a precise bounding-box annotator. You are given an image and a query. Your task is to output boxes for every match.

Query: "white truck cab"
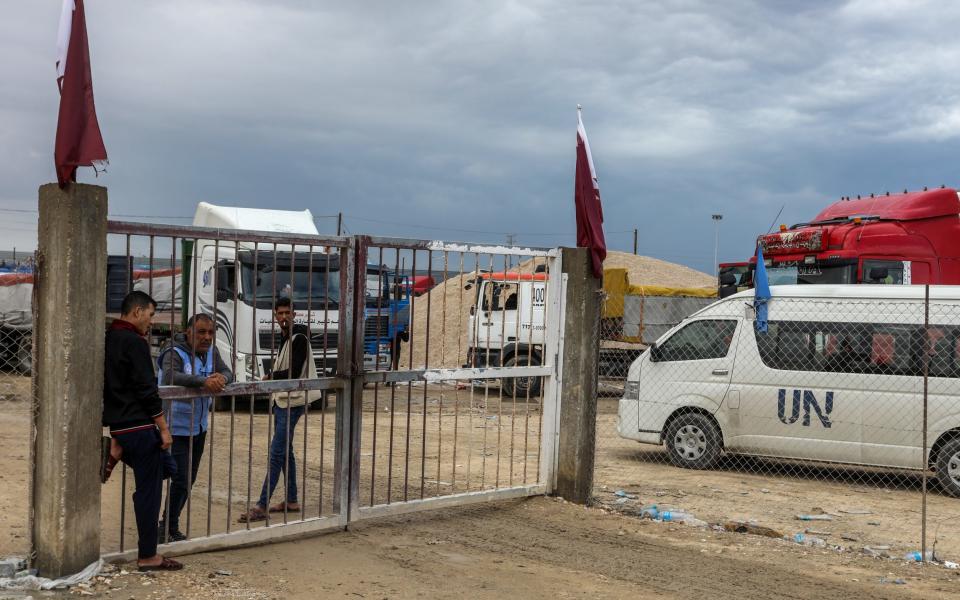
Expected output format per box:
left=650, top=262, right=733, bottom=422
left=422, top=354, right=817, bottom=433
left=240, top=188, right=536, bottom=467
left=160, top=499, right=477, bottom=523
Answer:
left=466, top=272, right=548, bottom=396
left=189, top=202, right=338, bottom=382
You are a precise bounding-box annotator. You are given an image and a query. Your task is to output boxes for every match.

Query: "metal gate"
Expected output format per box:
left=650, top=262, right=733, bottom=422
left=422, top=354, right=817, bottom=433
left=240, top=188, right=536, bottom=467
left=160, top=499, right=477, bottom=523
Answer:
left=100, top=222, right=563, bottom=560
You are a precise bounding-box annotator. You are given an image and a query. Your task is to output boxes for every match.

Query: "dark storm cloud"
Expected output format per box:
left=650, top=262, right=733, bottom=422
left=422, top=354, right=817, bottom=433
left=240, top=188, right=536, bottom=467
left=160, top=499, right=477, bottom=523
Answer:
left=3, top=0, right=960, bottom=272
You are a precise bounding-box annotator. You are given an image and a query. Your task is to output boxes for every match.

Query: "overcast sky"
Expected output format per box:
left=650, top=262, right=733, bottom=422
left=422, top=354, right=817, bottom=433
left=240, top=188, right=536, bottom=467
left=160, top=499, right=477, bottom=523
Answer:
left=4, top=0, right=960, bottom=273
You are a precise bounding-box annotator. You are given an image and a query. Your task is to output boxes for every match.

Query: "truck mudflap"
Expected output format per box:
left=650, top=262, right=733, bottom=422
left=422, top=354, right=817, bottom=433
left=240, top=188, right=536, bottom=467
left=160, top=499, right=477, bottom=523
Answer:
left=464, top=347, right=502, bottom=369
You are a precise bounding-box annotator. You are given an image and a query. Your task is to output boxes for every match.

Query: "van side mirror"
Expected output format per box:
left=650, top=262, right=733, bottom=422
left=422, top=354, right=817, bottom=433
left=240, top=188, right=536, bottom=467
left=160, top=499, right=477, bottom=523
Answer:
left=649, top=342, right=663, bottom=362
left=719, top=285, right=737, bottom=299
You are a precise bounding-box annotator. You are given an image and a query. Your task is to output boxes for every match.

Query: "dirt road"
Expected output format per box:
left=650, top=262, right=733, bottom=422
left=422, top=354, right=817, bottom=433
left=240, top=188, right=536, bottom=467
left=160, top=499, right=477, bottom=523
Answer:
left=52, top=497, right=960, bottom=599
left=594, top=397, right=960, bottom=560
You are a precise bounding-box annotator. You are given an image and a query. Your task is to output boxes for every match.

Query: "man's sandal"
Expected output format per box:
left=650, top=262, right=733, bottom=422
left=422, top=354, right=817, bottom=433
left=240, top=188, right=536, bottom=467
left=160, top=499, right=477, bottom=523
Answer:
left=268, top=502, right=300, bottom=513
left=137, top=556, right=183, bottom=572
left=237, top=506, right=267, bottom=522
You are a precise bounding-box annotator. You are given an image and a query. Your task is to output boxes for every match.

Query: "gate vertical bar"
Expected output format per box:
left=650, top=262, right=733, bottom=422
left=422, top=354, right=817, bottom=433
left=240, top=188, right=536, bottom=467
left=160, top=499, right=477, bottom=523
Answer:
left=334, top=235, right=362, bottom=524
left=348, top=237, right=368, bottom=518
left=539, top=253, right=564, bottom=493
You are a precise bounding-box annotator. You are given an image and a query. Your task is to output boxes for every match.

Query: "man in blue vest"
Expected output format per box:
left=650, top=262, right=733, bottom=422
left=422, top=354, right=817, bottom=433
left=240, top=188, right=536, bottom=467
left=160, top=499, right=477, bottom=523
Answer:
left=156, top=313, right=233, bottom=542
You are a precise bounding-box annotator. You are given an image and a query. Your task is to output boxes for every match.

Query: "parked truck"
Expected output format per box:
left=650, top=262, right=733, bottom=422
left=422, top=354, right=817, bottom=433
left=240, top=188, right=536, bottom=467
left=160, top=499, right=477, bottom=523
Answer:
left=748, top=187, right=960, bottom=286
left=184, top=202, right=408, bottom=384
left=464, top=268, right=716, bottom=396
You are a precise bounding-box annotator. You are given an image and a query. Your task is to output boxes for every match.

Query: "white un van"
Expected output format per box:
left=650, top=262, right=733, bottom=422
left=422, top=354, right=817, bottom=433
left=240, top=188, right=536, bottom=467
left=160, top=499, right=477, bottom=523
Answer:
left=618, top=285, right=960, bottom=496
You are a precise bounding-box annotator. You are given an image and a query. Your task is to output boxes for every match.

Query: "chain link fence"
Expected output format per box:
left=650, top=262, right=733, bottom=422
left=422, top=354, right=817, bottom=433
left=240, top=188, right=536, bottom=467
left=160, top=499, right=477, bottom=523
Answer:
left=0, top=258, right=34, bottom=557
left=594, top=287, right=960, bottom=565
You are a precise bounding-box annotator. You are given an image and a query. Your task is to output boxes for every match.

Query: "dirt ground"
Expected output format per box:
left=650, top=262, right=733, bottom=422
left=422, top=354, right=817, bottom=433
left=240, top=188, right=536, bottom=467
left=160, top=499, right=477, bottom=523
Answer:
left=9, top=497, right=960, bottom=599
left=593, top=396, right=960, bottom=561
left=6, top=374, right=960, bottom=597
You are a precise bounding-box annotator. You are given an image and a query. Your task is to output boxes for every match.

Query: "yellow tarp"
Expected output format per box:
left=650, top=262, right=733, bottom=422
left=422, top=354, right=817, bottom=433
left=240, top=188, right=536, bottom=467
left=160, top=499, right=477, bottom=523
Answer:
left=602, top=268, right=717, bottom=318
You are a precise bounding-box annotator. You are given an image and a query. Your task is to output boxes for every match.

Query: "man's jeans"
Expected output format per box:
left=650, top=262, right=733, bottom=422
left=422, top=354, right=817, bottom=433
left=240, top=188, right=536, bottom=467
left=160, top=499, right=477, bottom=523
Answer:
left=115, top=427, right=164, bottom=559
left=162, top=431, right=206, bottom=533
left=258, top=404, right=304, bottom=508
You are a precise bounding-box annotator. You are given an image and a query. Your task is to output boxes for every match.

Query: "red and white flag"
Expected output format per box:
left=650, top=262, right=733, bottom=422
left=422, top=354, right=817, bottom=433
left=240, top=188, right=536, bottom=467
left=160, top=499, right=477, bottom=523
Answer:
left=574, top=106, right=606, bottom=278
left=55, top=0, right=107, bottom=188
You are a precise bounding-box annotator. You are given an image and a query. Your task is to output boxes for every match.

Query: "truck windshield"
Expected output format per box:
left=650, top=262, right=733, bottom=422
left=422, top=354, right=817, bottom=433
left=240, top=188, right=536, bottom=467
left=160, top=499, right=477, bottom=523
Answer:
left=481, top=282, right=519, bottom=311
left=365, top=271, right=392, bottom=307
left=767, top=263, right=855, bottom=285
left=240, top=262, right=340, bottom=309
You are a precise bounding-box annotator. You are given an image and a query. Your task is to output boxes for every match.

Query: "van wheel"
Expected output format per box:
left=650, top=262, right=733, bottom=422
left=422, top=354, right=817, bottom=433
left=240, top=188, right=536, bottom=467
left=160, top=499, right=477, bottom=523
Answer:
left=935, top=438, right=960, bottom=497
left=665, top=413, right=721, bottom=470
left=501, top=355, right=542, bottom=398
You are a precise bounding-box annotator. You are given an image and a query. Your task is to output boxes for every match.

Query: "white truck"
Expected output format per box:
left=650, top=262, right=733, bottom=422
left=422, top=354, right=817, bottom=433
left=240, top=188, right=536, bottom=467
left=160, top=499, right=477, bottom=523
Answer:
left=466, top=272, right=548, bottom=397
left=187, top=202, right=397, bottom=386
left=188, top=202, right=341, bottom=383
left=465, top=268, right=716, bottom=397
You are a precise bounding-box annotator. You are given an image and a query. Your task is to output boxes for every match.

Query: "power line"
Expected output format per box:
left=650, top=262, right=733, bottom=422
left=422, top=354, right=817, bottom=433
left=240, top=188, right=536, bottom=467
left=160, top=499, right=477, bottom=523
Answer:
left=340, top=213, right=634, bottom=237
left=0, top=208, right=341, bottom=220
left=0, top=206, right=638, bottom=240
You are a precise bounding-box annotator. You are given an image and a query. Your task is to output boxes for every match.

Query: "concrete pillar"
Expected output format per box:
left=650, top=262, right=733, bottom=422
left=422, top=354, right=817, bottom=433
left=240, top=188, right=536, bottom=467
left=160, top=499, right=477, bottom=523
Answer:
left=555, top=247, right=601, bottom=504
left=32, top=183, right=107, bottom=577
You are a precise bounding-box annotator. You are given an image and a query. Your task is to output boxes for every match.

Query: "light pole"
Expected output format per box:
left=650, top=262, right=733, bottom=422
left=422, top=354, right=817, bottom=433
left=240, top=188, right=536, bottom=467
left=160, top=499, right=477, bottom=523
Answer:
left=711, top=214, right=723, bottom=277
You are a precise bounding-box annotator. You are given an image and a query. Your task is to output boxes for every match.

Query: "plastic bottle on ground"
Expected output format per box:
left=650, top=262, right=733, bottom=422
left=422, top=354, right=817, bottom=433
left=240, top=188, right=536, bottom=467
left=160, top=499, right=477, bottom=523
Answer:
left=793, top=533, right=827, bottom=547
left=660, top=510, right=692, bottom=523
left=639, top=505, right=658, bottom=519
left=903, top=551, right=934, bottom=562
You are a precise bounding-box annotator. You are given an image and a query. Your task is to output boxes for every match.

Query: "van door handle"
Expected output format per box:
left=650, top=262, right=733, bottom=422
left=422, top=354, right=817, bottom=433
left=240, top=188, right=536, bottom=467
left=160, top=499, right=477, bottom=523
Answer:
left=712, top=369, right=729, bottom=376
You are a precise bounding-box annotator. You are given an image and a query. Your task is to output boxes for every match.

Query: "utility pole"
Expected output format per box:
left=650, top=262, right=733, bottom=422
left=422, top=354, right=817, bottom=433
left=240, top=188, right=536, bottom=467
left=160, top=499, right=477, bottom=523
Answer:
left=336, top=212, right=343, bottom=236
left=711, top=214, right=723, bottom=277
left=505, top=234, right=517, bottom=268
left=632, top=229, right=638, bottom=255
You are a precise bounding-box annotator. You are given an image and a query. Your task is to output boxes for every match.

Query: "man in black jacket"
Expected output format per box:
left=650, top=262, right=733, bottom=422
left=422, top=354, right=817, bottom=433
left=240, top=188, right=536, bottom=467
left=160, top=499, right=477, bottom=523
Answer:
left=103, top=291, right=183, bottom=572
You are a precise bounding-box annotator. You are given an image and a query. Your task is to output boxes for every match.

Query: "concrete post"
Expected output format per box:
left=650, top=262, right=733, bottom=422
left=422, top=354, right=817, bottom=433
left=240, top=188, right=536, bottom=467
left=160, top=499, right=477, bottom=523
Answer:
left=555, top=247, right=601, bottom=504
left=32, top=183, right=107, bottom=576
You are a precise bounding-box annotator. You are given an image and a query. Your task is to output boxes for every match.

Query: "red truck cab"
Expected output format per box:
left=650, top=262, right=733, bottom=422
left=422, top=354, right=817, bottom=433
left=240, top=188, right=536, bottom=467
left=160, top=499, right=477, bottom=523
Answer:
left=753, top=187, right=960, bottom=285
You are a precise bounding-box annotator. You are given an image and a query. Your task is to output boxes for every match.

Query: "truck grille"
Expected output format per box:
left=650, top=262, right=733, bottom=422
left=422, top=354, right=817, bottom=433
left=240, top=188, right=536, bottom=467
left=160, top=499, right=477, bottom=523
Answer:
left=258, top=331, right=339, bottom=353
left=364, top=315, right=390, bottom=340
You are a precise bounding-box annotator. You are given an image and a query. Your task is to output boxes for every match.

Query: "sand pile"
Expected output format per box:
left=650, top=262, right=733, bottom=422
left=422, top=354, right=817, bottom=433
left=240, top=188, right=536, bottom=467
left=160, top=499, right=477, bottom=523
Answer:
left=399, top=272, right=478, bottom=370
left=600, top=251, right=714, bottom=288
left=399, top=251, right=714, bottom=369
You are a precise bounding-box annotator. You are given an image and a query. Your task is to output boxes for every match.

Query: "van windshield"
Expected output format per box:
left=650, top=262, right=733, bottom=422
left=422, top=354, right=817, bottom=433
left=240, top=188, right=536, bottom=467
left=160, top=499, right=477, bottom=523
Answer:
left=767, top=263, right=855, bottom=285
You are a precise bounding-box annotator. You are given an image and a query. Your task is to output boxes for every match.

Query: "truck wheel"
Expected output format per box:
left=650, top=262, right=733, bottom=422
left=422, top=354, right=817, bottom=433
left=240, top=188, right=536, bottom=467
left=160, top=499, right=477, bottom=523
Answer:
left=501, top=355, right=542, bottom=398
left=935, top=437, right=960, bottom=498
left=15, top=335, right=32, bottom=376
left=664, top=412, right=721, bottom=470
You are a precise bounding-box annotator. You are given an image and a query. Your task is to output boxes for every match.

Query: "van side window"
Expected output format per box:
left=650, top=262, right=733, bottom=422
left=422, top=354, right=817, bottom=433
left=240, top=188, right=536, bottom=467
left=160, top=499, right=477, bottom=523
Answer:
left=757, top=321, right=960, bottom=377
left=653, top=320, right=738, bottom=362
